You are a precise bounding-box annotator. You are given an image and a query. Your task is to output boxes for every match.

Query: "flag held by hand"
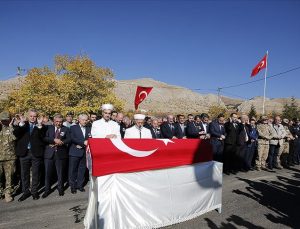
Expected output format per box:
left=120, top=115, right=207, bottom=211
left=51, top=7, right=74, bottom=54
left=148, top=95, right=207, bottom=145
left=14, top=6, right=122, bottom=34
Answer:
left=251, top=54, right=267, bottom=77
left=134, top=86, right=153, bottom=110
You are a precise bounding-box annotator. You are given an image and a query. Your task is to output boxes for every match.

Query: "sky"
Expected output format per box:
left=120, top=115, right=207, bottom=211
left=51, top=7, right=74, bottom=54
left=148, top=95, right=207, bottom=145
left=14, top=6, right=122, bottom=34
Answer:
left=0, top=0, right=299, bottom=100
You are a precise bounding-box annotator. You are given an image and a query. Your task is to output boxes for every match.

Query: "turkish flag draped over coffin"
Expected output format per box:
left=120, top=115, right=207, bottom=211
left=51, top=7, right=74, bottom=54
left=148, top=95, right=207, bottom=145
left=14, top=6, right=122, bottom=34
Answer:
left=88, top=138, right=213, bottom=177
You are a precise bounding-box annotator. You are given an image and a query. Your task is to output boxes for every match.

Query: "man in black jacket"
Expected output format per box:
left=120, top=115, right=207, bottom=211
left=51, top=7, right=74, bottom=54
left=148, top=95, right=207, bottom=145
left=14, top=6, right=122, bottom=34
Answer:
left=150, top=118, right=162, bottom=139
left=13, top=109, right=46, bottom=201
left=68, top=114, right=91, bottom=194
left=224, top=113, right=241, bottom=174
left=42, top=114, right=71, bottom=198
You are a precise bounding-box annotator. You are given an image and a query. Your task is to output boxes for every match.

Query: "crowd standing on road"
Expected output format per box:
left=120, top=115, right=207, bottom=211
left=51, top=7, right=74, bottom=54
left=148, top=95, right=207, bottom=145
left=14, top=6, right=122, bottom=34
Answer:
left=0, top=105, right=300, bottom=203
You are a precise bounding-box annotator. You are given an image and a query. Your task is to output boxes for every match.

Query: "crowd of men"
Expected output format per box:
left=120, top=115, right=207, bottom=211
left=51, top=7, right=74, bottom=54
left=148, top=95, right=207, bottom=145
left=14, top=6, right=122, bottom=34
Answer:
left=0, top=104, right=300, bottom=203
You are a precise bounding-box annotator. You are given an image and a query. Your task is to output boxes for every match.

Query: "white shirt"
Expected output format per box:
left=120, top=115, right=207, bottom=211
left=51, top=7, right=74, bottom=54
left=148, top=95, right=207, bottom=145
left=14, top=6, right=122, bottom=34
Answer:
left=124, top=126, right=152, bottom=139
left=63, top=121, right=76, bottom=128
left=79, top=125, right=86, bottom=137
left=91, top=118, right=121, bottom=138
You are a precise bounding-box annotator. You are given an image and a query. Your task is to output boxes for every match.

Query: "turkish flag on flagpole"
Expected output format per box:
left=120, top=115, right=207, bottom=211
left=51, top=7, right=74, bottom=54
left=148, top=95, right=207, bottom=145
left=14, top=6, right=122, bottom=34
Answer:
left=134, top=86, right=153, bottom=110
left=251, top=54, right=267, bottom=77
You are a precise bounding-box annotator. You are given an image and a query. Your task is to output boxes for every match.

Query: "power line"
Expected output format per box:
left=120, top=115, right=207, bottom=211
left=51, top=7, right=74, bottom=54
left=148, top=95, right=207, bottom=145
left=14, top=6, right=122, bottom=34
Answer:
left=220, top=66, right=300, bottom=89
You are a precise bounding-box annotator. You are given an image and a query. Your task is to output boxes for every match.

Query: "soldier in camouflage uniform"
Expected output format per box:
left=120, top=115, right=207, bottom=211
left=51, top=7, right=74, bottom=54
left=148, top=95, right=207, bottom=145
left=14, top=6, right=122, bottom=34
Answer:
left=255, top=116, right=274, bottom=171
left=279, top=119, right=294, bottom=168
left=0, top=111, right=16, bottom=202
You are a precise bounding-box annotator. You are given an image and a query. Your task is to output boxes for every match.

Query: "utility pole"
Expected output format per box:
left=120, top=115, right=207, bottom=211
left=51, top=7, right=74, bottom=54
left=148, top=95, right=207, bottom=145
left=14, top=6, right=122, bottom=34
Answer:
left=217, top=87, right=222, bottom=106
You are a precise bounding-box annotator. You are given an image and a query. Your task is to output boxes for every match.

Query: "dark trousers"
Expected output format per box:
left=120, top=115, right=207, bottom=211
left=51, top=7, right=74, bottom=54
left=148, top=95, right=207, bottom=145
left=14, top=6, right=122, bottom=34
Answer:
left=19, top=151, right=42, bottom=195
left=293, top=139, right=300, bottom=164
left=245, top=142, right=256, bottom=169
left=44, top=155, right=67, bottom=192
left=224, top=144, right=238, bottom=172
left=69, top=155, right=86, bottom=189
left=268, top=144, right=279, bottom=169
left=211, top=139, right=224, bottom=162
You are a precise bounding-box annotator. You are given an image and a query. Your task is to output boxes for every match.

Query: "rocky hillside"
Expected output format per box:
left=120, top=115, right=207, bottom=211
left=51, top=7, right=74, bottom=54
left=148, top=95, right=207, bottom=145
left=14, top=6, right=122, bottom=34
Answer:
left=0, top=76, right=299, bottom=114
left=114, top=78, right=224, bottom=113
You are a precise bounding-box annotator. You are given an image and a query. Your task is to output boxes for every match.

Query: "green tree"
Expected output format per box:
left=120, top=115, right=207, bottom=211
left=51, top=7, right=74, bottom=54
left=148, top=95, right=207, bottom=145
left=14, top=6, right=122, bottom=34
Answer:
left=4, top=55, right=124, bottom=115
left=208, top=105, right=227, bottom=119
left=282, top=97, right=299, bottom=120
left=248, top=104, right=257, bottom=119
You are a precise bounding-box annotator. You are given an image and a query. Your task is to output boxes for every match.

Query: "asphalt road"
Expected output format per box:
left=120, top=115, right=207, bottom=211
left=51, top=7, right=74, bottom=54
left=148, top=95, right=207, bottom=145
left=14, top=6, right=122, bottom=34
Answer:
left=1, top=165, right=300, bottom=229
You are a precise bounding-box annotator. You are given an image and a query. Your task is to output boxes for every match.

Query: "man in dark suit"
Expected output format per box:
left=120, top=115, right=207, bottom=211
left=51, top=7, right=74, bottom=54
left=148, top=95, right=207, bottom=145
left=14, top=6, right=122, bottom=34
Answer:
left=13, top=109, right=47, bottom=201
left=116, top=113, right=127, bottom=138
left=224, top=113, right=241, bottom=174
left=68, top=114, right=91, bottom=194
left=238, top=115, right=251, bottom=171
left=199, top=113, right=210, bottom=139
left=160, top=115, right=177, bottom=139
left=42, top=114, right=70, bottom=198
left=186, top=115, right=203, bottom=139
left=209, top=114, right=226, bottom=162
left=174, top=114, right=186, bottom=139
left=150, top=119, right=162, bottom=139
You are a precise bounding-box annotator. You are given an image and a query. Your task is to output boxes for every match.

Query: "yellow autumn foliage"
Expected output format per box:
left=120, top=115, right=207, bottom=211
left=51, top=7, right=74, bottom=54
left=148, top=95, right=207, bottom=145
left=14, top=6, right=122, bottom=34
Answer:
left=4, top=55, right=124, bottom=115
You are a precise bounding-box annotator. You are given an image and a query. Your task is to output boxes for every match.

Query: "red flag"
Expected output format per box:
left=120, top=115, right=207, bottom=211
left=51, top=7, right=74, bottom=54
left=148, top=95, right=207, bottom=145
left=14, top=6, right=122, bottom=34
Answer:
left=87, top=139, right=213, bottom=176
left=134, top=86, right=153, bottom=110
left=251, top=54, right=267, bottom=77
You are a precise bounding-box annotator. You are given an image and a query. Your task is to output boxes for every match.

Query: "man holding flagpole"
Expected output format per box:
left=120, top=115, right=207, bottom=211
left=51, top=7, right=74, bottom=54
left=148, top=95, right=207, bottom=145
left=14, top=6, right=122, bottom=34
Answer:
left=251, top=52, right=268, bottom=114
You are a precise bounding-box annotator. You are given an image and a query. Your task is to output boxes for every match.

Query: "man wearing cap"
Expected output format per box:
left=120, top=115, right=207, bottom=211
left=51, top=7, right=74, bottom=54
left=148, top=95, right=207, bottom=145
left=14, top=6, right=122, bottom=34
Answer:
left=0, top=111, right=16, bottom=202
left=91, top=104, right=121, bottom=138
left=280, top=118, right=294, bottom=168
left=124, top=114, right=152, bottom=139
left=255, top=115, right=274, bottom=171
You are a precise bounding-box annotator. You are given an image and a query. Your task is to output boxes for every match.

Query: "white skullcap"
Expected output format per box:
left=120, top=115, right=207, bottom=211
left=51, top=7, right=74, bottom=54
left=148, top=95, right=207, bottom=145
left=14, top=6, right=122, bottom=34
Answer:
left=101, top=104, right=114, bottom=111
left=134, top=114, right=145, bottom=120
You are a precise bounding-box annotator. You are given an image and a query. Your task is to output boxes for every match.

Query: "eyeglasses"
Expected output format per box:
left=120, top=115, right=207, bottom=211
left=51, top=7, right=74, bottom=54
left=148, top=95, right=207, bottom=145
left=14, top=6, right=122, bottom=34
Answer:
left=104, top=112, right=111, bottom=115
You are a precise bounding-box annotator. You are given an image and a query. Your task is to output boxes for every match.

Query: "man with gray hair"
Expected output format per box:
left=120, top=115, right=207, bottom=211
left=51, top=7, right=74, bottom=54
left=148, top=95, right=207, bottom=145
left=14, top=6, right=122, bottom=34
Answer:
left=43, top=113, right=71, bottom=198
left=68, top=114, right=91, bottom=194
left=13, top=109, right=46, bottom=201
left=268, top=116, right=286, bottom=170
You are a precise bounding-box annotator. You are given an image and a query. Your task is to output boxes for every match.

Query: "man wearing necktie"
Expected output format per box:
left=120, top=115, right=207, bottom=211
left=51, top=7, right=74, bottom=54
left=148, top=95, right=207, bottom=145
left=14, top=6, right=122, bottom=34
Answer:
left=160, top=115, right=178, bottom=139
left=150, top=119, right=162, bottom=139
left=209, top=114, right=226, bottom=163
left=223, top=113, right=241, bottom=174
left=13, top=109, right=46, bottom=201
left=43, top=114, right=70, bottom=198
left=68, top=114, right=91, bottom=194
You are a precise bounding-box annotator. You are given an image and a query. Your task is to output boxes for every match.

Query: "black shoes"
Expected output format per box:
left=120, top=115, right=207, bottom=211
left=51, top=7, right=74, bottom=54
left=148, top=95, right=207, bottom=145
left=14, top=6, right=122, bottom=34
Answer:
left=78, top=188, right=85, bottom=192
left=18, top=193, right=31, bottom=202
left=42, top=191, right=50, bottom=199
left=71, top=188, right=77, bottom=194
left=58, top=190, right=64, bottom=196
left=32, top=193, right=40, bottom=200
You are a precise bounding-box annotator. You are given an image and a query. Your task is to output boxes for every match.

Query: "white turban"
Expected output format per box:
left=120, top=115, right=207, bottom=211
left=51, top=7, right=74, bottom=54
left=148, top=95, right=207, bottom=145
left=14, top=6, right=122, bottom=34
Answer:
left=101, top=104, right=114, bottom=111
left=134, top=114, right=145, bottom=120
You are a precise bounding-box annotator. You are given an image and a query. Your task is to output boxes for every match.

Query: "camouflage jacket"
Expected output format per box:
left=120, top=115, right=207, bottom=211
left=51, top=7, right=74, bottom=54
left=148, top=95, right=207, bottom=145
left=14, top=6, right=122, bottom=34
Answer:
left=0, top=125, right=16, bottom=161
left=257, top=123, right=273, bottom=145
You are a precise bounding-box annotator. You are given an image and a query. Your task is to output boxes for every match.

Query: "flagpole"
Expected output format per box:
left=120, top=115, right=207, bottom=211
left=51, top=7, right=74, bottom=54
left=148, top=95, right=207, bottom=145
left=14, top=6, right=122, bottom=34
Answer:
left=262, top=50, right=268, bottom=115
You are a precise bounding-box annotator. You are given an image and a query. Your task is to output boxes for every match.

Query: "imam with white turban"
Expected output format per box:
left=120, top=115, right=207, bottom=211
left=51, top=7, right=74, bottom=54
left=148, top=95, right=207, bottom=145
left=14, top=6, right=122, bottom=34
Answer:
left=124, top=114, right=152, bottom=139
left=91, top=104, right=121, bottom=138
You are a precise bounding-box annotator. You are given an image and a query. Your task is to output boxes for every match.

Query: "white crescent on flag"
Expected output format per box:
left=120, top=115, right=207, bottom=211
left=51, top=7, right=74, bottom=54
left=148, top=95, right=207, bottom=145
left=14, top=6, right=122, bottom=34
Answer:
left=110, top=138, right=174, bottom=157
left=138, top=91, right=148, bottom=101
left=259, top=60, right=265, bottom=69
